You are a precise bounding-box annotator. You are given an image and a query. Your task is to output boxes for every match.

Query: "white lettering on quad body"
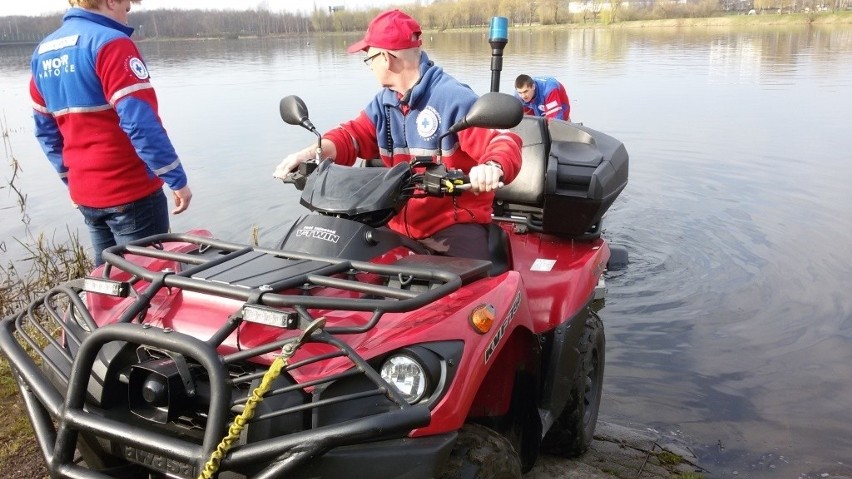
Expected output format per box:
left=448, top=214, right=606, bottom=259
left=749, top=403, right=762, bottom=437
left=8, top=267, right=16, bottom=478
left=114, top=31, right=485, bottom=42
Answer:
left=295, top=226, right=340, bottom=244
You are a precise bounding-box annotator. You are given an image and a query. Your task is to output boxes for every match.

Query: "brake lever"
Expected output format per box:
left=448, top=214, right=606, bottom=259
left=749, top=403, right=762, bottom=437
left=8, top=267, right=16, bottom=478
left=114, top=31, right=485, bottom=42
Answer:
left=279, top=161, right=319, bottom=191
left=280, top=171, right=307, bottom=191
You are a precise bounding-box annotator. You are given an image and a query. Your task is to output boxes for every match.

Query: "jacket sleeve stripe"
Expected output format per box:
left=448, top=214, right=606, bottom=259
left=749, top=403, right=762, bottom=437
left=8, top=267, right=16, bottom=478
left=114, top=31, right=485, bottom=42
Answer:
left=109, top=82, right=154, bottom=106
left=32, top=102, right=50, bottom=115
left=489, top=133, right=520, bottom=145
left=151, top=158, right=182, bottom=176
left=52, top=104, right=112, bottom=117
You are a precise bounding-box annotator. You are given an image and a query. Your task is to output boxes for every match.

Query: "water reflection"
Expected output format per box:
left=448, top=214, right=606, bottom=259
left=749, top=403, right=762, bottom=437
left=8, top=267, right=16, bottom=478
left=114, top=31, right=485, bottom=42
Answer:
left=2, top=25, right=852, bottom=478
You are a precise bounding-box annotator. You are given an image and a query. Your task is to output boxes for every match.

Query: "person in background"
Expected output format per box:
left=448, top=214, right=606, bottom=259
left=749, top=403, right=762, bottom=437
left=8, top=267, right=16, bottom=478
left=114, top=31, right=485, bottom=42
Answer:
left=30, top=0, right=192, bottom=265
left=514, top=74, right=571, bottom=121
left=273, top=9, right=522, bottom=261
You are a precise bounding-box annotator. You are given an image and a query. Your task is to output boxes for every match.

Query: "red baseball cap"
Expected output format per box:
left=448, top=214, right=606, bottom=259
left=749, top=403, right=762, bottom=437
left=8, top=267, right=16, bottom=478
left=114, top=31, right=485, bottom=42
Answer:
left=346, top=9, right=422, bottom=54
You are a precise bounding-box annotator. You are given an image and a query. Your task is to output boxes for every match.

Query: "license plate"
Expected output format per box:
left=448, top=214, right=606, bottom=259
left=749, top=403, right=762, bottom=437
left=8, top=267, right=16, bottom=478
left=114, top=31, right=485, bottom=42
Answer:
left=115, top=443, right=197, bottom=479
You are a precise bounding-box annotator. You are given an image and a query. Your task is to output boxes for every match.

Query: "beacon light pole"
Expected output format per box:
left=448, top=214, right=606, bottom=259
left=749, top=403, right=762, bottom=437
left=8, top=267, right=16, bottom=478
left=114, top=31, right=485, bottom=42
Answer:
left=488, top=16, right=509, bottom=93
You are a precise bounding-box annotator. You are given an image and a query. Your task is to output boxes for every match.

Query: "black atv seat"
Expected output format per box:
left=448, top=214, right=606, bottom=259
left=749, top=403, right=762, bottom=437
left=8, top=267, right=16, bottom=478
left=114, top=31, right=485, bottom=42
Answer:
left=496, top=116, right=550, bottom=208
left=487, top=223, right=510, bottom=276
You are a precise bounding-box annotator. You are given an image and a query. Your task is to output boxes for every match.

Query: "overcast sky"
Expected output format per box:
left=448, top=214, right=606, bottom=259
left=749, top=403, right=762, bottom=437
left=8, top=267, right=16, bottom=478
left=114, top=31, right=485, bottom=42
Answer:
left=0, top=0, right=400, bottom=17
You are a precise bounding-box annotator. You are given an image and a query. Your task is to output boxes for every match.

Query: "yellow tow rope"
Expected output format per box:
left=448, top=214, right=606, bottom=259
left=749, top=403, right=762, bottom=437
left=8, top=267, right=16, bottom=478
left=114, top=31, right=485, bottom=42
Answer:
left=197, top=354, right=288, bottom=479
left=198, top=318, right=325, bottom=479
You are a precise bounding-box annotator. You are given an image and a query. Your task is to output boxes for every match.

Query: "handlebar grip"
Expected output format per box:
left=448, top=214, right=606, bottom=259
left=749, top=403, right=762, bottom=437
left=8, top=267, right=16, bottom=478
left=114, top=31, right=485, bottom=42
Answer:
left=453, top=181, right=504, bottom=191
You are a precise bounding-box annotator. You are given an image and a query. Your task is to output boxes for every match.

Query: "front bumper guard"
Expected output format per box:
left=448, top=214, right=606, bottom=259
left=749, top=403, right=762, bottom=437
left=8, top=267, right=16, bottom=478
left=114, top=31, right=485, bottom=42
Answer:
left=1, top=316, right=431, bottom=479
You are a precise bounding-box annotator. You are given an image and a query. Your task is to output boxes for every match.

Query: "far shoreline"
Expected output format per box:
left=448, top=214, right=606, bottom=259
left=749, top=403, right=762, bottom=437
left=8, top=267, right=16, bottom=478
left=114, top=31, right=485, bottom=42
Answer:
left=1, top=11, right=849, bottom=46
left=450, top=11, right=852, bottom=31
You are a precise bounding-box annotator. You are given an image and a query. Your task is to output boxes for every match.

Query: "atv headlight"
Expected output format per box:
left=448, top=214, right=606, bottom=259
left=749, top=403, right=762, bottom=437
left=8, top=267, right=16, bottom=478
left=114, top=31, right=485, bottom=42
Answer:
left=381, top=355, right=428, bottom=404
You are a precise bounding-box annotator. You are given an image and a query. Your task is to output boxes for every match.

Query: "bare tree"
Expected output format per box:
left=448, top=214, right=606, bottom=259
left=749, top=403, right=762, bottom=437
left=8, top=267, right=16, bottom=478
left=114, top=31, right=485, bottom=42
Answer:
left=608, top=0, right=625, bottom=22
left=499, top=0, right=528, bottom=24
left=539, top=0, right=563, bottom=24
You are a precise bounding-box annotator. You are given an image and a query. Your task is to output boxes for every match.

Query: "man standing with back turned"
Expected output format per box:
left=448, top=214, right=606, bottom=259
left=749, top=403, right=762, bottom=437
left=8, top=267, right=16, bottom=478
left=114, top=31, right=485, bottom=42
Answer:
left=30, top=0, right=192, bottom=265
left=274, top=9, right=522, bottom=260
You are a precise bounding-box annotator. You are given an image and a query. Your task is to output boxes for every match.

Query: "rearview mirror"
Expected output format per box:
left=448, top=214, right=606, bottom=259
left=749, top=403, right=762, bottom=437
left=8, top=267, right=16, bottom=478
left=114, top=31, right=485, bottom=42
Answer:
left=279, top=95, right=311, bottom=128
left=445, top=92, right=523, bottom=135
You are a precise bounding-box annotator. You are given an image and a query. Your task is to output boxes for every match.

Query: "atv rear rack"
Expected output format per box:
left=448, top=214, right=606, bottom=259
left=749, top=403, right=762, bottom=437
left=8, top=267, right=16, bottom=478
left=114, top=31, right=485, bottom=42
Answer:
left=0, top=233, right=483, bottom=478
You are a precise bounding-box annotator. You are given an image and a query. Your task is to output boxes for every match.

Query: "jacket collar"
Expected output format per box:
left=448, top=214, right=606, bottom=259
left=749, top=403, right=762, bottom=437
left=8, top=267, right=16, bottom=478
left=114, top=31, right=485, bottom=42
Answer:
left=380, top=51, right=437, bottom=108
left=64, top=7, right=135, bottom=37
left=403, top=52, right=438, bottom=106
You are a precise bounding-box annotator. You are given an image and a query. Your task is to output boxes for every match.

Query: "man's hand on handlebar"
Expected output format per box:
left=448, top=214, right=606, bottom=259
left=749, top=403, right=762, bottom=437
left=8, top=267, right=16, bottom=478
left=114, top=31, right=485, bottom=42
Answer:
left=467, top=161, right=504, bottom=194
left=273, top=149, right=311, bottom=180
left=274, top=139, right=338, bottom=181
left=274, top=154, right=322, bottom=191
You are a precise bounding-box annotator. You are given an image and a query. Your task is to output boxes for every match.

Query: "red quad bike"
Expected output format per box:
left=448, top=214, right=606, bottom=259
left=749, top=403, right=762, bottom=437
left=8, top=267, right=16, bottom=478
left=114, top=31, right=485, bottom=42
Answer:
left=0, top=29, right=628, bottom=479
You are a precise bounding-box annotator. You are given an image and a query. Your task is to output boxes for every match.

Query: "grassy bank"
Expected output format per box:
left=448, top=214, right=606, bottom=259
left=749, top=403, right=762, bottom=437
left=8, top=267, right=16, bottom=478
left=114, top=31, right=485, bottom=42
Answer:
left=0, top=235, right=86, bottom=474
left=1, top=119, right=90, bottom=475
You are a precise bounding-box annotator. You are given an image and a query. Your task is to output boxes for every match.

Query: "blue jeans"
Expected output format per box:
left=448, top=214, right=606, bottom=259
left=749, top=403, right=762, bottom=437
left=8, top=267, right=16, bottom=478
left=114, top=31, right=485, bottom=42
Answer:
left=77, top=189, right=169, bottom=265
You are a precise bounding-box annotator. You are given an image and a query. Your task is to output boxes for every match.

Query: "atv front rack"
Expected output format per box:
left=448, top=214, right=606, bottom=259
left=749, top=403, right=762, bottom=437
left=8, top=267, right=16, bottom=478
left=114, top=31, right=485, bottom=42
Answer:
left=0, top=233, right=479, bottom=478
left=101, top=232, right=467, bottom=333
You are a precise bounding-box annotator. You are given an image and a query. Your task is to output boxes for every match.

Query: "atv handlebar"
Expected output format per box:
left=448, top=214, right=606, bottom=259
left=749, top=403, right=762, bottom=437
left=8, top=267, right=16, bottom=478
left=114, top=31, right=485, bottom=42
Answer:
left=279, top=160, right=320, bottom=191
left=449, top=181, right=505, bottom=192
left=420, top=164, right=504, bottom=196
left=282, top=158, right=500, bottom=198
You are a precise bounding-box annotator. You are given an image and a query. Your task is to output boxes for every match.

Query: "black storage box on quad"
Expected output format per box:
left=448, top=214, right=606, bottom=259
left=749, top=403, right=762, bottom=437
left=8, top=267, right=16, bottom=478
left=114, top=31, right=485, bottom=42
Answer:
left=542, top=120, right=628, bottom=237
left=499, top=117, right=628, bottom=238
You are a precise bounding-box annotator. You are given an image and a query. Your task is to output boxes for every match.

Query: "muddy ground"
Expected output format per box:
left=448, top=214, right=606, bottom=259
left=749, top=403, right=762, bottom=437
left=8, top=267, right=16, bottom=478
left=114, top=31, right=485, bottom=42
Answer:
left=3, top=418, right=705, bottom=479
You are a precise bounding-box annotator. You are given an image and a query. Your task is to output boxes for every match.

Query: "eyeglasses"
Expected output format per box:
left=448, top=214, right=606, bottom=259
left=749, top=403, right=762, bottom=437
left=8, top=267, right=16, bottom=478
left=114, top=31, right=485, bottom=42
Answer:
left=363, top=51, right=397, bottom=66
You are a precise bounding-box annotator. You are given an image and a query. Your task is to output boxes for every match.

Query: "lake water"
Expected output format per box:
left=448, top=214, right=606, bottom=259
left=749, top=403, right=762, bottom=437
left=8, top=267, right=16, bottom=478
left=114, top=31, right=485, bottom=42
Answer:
left=2, top=25, right=852, bottom=478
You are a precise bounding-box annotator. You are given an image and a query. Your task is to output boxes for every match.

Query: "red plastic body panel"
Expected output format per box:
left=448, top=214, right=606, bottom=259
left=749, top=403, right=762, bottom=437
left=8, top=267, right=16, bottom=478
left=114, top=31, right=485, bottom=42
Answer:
left=501, top=222, right=610, bottom=333
left=81, top=224, right=608, bottom=437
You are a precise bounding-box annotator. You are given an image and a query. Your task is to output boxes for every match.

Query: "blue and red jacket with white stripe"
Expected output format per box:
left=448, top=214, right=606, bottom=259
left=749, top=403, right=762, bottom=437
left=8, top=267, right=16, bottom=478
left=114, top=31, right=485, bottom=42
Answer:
left=30, top=8, right=187, bottom=208
left=322, top=52, right=522, bottom=240
left=517, top=76, right=571, bottom=121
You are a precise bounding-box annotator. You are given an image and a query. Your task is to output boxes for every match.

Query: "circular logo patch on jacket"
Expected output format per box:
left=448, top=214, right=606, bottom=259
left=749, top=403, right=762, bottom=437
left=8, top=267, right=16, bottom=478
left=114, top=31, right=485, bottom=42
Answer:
left=416, top=106, right=441, bottom=141
left=129, top=57, right=149, bottom=80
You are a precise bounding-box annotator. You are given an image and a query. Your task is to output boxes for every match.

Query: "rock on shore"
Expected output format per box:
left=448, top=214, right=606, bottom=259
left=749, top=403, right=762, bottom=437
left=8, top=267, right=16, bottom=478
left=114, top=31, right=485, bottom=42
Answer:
left=527, top=420, right=706, bottom=479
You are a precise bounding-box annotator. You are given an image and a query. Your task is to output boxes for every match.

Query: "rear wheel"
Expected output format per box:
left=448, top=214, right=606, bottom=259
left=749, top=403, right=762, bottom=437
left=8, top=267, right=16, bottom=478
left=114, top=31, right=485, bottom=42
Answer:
left=438, top=423, right=522, bottom=479
left=542, top=312, right=605, bottom=457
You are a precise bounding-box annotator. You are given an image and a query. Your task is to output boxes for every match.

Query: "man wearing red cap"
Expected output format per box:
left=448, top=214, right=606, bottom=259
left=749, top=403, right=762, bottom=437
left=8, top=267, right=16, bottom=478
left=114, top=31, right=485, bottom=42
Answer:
left=274, top=9, right=522, bottom=260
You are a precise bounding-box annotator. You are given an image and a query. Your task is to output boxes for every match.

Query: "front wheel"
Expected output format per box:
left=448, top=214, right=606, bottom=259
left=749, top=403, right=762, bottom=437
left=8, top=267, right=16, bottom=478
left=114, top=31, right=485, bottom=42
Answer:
left=541, top=312, right=605, bottom=457
left=437, top=424, right=522, bottom=479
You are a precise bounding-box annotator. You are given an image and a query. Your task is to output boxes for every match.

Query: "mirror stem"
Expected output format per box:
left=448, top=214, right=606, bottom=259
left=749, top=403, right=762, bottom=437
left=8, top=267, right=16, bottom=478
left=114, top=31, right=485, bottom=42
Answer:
left=313, top=130, right=322, bottom=161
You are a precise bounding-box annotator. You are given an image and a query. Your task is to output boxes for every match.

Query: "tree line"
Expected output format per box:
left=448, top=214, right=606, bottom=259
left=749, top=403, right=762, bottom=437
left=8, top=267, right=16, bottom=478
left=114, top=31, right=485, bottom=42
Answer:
left=1, top=0, right=849, bottom=44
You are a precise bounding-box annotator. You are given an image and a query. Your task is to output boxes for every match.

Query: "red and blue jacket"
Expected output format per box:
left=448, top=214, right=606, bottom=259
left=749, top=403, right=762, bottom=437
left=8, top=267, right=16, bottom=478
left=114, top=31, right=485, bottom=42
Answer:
left=30, top=8, right=187, bottom=208
left=323, top=53, right=522, bottom=240
left=517, top=76, right=571, bottom=121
